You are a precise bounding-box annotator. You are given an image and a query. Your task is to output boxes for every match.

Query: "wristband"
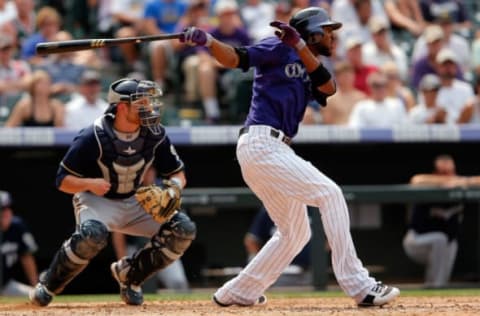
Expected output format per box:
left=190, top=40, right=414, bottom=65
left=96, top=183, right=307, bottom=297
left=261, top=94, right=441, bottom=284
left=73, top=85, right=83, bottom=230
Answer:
left=169, top=177, right=183, bottom=189
left=309, top=63, right=332, bottom=87
left=205, top=33, right=213, bottom=47
left=295, top=39, right=306, bottom=50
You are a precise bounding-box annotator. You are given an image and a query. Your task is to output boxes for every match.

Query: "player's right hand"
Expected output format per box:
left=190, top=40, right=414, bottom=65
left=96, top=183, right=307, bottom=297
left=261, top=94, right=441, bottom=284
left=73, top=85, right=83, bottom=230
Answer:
left=270, top=21, right=305, bottom=50
left=179, top=27, right=213, bottom=47
left=89, top=178, right=111, bottom=196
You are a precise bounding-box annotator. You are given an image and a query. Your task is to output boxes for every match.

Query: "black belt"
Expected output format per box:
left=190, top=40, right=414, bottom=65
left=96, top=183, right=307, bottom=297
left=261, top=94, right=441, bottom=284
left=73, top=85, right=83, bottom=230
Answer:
left=239, top=126, right=292, bottom=145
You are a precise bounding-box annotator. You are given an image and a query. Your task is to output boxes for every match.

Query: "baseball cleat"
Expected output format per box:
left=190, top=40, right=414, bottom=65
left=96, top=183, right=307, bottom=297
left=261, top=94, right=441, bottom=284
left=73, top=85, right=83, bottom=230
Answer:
left=212, top=294, right=267, bottom=307
left=110, top=260, right=144, bottom=306
left=357, top=282, right=400, bottom=307
left=29, top=283, right=54, bottom=307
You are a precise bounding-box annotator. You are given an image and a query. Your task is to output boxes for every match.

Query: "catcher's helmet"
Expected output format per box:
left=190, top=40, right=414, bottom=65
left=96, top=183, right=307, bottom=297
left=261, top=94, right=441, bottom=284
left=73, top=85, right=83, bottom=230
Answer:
left=289, top=7, right=342, bottom=44
left=107, top=78, right=164, bottom=135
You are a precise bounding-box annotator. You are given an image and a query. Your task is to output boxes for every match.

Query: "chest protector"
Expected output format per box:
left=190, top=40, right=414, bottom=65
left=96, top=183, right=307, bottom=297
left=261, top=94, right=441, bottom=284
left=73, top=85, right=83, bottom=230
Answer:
left=94, top=116, right=165, bottom=198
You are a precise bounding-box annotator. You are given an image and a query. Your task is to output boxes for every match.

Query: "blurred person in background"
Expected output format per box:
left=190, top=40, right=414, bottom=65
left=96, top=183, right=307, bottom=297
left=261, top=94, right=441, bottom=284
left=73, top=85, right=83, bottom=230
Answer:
left=64, top=69, right=108, bottom=131
left=381, top=61, right=415, bottom=112
left=383, top=0, right=425, bottom=37
left=332, top=0, right=389, bottom=56
left=111, top=0, right=148, bottom=75
left=0, top=33, right=30, bottom=102
left=21, top=6, right=61, bottom=66
left=0, top=0, right=17, bottom=26
left=362, top=16, right=409, bottom=82
left=403, top=154, right=480, bottom=288
left=1, top=190, right=39, bottom=296
left=411, top=13, right=470, bottom=74
left=419, top=0, right=471, bottom=33
left=240, top=0, right=275, bottom=44
left=471, top=29, right=480, bottom=81
left=348, top=71, right=407, bottom=127
left=344, top=36, right=379, bottom=96
left=12, top=0, right=36, bottom=48
left=304, top=61, right=366, bottom=125
left=435, top=48, right=475, bottom=124
left=144, top=0, right=189, bottom=90
left=4, top=69, right=64, bottom=127
left=408, top=74, right=447, bottom=124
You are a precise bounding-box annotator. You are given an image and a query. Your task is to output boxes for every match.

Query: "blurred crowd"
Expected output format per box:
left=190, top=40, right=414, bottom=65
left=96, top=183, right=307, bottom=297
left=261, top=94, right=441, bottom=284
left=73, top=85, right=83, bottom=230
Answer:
left=0, top=0, right=479, bottom=127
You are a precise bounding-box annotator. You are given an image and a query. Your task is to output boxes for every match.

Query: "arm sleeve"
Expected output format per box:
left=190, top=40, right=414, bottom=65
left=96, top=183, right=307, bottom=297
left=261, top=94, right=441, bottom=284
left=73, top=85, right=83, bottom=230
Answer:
left=155, top=136, right=185, bottom=177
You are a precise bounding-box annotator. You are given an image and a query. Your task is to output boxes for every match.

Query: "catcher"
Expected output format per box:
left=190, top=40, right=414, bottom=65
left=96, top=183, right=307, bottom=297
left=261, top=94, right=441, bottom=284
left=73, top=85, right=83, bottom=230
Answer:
left=29, top=78, right=196, bottom=307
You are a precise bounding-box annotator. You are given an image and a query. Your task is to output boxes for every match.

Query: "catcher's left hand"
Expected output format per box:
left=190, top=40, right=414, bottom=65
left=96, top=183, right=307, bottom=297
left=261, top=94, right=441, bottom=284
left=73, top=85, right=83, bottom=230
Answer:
left=135, top=181, right=181, bottom=223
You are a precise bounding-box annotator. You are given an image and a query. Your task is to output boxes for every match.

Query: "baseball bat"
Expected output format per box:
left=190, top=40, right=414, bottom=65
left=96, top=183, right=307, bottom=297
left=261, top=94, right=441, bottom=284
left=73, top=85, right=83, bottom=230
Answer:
left=36, top=33, right=183, bottom=55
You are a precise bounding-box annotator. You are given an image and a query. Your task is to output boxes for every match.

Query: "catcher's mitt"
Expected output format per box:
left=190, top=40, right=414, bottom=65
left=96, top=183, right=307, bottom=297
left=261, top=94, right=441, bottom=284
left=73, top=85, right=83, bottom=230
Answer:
left=135, top=180, right=181, bottom=223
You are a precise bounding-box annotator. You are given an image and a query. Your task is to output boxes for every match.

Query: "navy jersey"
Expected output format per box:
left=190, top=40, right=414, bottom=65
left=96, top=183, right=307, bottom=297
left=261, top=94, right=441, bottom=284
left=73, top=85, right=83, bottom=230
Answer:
left=243, top=37, right=313, bottom=137
left=409, top=202, right=463, bottom=242
left=1, top=216, right=38, bottom=285
left=56, top=115, right=184, bottom=199
left=248, top=208, right=310, bottom=269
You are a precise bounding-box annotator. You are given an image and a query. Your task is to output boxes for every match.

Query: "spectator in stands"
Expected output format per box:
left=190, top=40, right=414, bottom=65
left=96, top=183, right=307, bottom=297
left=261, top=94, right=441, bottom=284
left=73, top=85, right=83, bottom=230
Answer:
left=471, top=29, right=480, bottom=80
left=111, top=0, right=147, bottom=75
left=412, top=14, right=471, bottom=74
left=21, top=6, right=61, bottom=66
left=244, top=206, right=311, bottom=286
left=144, top=0, right=189, bottom=89
left=332, top=0, right=389, bottom=56
left=64, top=69, right=108, bottom=131
left=1, top=190, right=39, bottom=296
left=12, top=0, right=36, bottom=48
left=111, top=165, right=190, bottom=292
left=309, top=61, right=366, bottom=125
left=408, top=74, right=447, bottom=124
left=383, top=0, right=425, bottom=37
left=0, top=0, right=17, bottom=26
left=240, top=0, right=275, bottom=44
left=4, top=70, right=64, bottom=127
left=0, top=33, right=30, bottom=101
left=39, top=31, right=87, bottom=99
left=403, top=154, right=480, bottom=288
left=273, top=1, right=293, bottom=24
left=469, top=78, right=480, bottom=124
left=382, top=61, right=415, bottom=111
left=348, top=71, right=407, bottom=127
left=411, top=24, right=450, bottom=89
left=344, top=36, right=379, bottom=95
left=362, top=16, right=409, bottom=82
left=419, top=0, right=471, bottom=33
left=435, top=48, right=475, bottom=124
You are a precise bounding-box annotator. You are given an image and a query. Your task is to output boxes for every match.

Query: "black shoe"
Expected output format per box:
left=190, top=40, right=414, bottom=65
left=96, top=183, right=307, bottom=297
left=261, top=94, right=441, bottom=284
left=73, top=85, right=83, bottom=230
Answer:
left=110, top=259, right=144, bottom=306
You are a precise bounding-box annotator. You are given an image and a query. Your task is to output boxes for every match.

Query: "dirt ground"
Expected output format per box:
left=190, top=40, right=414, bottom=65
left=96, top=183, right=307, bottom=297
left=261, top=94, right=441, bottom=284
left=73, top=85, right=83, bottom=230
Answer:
left=1, top=296, right=479, bottom=316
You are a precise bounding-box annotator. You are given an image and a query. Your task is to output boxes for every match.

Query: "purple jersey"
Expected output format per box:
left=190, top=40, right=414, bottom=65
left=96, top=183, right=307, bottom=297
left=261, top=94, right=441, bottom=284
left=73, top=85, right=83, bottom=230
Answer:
left=243, top=37, right=312, bottom=137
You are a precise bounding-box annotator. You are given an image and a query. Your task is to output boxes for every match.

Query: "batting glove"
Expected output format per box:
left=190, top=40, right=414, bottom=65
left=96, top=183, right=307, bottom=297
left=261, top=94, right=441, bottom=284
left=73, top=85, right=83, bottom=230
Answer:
left=179, top=27, right=213, bottom=47
left=270, top=21, right=306, bottom=50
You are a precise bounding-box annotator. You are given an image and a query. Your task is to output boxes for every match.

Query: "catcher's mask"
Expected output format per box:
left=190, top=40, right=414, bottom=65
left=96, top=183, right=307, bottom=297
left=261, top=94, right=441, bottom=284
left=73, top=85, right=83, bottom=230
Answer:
left=107, top=78, right=164, bottom=135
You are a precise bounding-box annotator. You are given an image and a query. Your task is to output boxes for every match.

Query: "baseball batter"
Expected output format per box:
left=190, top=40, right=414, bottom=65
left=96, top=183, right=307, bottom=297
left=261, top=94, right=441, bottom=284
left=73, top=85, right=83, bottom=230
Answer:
left=179, top=7, right=400, bottom=307
left=29, top=78, right=196, bottom=307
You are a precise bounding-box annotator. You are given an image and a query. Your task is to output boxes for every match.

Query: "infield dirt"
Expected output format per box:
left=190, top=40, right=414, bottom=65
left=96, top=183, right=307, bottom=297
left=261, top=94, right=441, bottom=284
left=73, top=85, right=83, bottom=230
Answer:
left=1, top=296, right=479, bottom=315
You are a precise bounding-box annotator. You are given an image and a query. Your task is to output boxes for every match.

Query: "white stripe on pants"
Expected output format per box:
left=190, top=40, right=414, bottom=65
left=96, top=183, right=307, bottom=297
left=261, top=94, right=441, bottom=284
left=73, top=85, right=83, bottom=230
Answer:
left=214, top=125, right=376, bottom=304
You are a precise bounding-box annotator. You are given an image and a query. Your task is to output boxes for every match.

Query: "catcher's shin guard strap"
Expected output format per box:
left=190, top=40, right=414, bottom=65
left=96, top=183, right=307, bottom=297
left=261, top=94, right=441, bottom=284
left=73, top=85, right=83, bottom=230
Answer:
left=42, top=220, right=109, bottom=294
left=126, top=212, right=196, bottom=286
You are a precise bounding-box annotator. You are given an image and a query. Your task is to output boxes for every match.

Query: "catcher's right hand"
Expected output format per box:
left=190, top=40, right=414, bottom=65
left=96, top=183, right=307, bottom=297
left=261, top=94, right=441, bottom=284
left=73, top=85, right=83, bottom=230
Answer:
left=135, top=181, right=181, bottom=223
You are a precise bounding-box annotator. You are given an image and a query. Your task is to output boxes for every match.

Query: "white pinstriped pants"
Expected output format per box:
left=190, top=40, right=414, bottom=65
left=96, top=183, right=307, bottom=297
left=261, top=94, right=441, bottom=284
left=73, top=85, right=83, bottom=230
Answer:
left=214, top=125, right=376, bottom=304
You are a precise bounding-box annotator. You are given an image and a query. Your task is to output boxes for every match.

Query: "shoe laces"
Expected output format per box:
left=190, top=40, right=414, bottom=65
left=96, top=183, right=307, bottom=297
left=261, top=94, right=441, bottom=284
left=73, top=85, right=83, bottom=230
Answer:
left=371, top=282, right=386, bottom=294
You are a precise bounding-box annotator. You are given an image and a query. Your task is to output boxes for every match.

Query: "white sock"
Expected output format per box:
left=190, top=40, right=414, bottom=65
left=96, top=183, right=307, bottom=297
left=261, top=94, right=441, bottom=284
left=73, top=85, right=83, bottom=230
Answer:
left=203, top=98, right=220, bottom=119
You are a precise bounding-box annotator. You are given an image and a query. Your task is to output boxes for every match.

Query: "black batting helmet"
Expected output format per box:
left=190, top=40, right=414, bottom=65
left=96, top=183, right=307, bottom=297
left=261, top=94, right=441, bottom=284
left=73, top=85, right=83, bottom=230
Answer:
left=289, top=7, right=342, bottom=43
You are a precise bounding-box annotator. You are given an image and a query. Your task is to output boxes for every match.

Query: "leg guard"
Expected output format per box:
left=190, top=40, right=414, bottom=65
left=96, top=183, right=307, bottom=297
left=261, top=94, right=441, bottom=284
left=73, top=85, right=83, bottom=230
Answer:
left=123, top=212, right=196, bottom=286
left=41, top=219, right=109, bottom=294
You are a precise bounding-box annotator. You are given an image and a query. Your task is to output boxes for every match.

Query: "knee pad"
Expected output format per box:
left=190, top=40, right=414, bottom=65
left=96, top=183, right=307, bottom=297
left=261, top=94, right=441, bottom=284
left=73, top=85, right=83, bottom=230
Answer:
left=155, top=212, right=196, bottom=260
left=68, top=219, right=109, bottom=262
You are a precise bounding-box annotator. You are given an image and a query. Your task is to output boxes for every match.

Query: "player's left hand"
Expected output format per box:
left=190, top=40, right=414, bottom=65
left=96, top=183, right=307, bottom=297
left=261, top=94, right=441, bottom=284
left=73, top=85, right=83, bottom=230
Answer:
left=270, top=21, right=305, bottom=50
left=135, top=181, right=181, bottom=224
left=179, top=27, right=213, bottom=47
